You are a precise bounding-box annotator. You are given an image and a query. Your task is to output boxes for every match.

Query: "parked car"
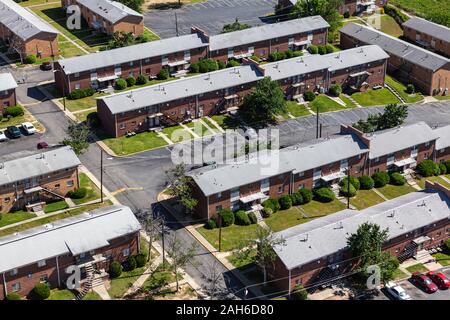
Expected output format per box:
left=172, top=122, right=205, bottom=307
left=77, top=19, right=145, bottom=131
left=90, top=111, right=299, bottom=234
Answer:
left=0, top=131, right=7, bottom=142
left=427, top=271, right=450, bottom=289
left=411, top=272, right=438, bottom=293
left=22, top=122, right=36, bottom=135
left=385, top=282, right=412, bottom=300
left=37, top=141, right=49, bottom=149
left=7, top=126, right=21, bottom=139
left=40, top=61, right=52, bottom=71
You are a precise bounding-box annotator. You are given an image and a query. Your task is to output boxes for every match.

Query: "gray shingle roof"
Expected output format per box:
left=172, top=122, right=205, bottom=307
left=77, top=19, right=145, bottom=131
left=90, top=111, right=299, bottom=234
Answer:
left=0, top=0, right=59, bottom=41
left=57, top=33, right=209, bottom=75
left=0, top=146, right=81, bottom=186
left=434, top=125, right=450, bottom=150
left=263, top=45, right=389, bottom=81
left=209, top=16, right=330, bottom=51
left=340, top=23, right=450, bottom=72
left=365, top=122, right=438, bottom=159
left=99, top=64, right=264, bottom=114
left=76, top=0, right=142, bottom=24
left=0, top=205, right=141, bottom=273
left=274, top=190, right=450, bottom=270
left=189, top=133, right=368, bottom=196
left=403, top=17, right=450, bottom=43
left=0, top=73, right=18, bottom=91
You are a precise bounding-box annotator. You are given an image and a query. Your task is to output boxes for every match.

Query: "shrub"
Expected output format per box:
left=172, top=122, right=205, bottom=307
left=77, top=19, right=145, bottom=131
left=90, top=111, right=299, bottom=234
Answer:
left=109, top=261, right=123, bottom=278
left=86, top=112, right=100, bottom=128
left=262, top=198, right=280, bottom=213
left=390, top=172, right=406, bottom=186
left=235, top=210, right=251, bottom=225
left=384, top=4, right=409, bottom=25
left=444, top=160, right=450, bottom=174
left=66, top=187, right=87, bottom=199
left=318, top=45, right=327, bottom=55
left=219, top=208, right=234, bottom=227
left=135, top=254, right=146, bottom=268
left=406, top=84, right=415, bottom=94
left=4, top=106, right=24, bottom=117
left=198, top=59, right=218, bottom=73
left=329, top=84, right=342, bottom=97
left=291, top=284, right=308, bottom=300
left=313, top=187, right=335, bottom=203
left=190, top=62, right=200, bottom=73
left=340, top=183, right=357, bottom=197
left=372, top=171, right=390, bottom=188
left=67, top=88, right=96, bottom=100
left=136, top=74, right=148, bottom=85
left=205, top=219, right=217, bottom=229
left=115, top=78, right=127, bottom=90
left=0, top=114, right=2, bottom=121
left=299, top=188, right=313, bottom=204
left=125, top=256, right=137, bottom=271
left=343, top=11, right=350, bottom=18
left=445, top=238, right=450, bottom=251
left=308, top=45, right=318, bottom=54
left=226, top=60, right=240, bottom=68
left=359, top=176, right=374, bottom=190
left=262, top=207, right=273, bottom=218
left=416, top=160, right=439, bottom=177
left=290, top=192, right=303, bottom=206
left=32, top=283, right=50, bottom=300
left=5, top=293, right=21, bottom=300
left=325, top=44, right=335, bottom=54
left=24, top=54, right=37, bottom=64
left=248, top=212, right=257, bottom=224
left=126, top=76, right=136, bottom=87
left=279, top=195, right=293, bottom=210
left=340, top=176, right=360, bottom=190
left=304, top=91, right=316, bottom=102
left=439, top=163, right=447, bottom=175
left=217, top=60, right=226, bottom=69
left=292, top=50, right=303, bottom=57
left=157, top=68, right=169, bottom=80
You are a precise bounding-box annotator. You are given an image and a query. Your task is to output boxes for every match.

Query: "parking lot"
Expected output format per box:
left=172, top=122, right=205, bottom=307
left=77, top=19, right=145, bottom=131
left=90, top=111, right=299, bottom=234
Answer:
left=144, top=0, right=277, bottom=38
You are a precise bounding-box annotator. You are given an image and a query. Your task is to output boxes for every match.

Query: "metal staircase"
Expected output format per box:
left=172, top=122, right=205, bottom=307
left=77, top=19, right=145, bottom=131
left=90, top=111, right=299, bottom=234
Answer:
left=75, top=264, right=94, bottom=300
left=397, top=242, right=418, bottom=263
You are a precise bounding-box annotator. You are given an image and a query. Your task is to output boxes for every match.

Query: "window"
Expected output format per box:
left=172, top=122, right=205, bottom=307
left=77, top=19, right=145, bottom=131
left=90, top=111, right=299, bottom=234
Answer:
left=298, top=184, right=305, bottom=190
left=122, top=248, right=130, bottom=257
left=67, top=180, right=74, bottom=187
left=215, top=205, right=223, bottom=213
left=12, top=283, right=21, bottom=292
left=40, top=275, right=48, bottom=283
left=119, top=123, right=126, bottom=130
left=54, top=184, right=60, bottom=189
left=129, top=61, right=134, bottom=67
left=278, top=186, right=283, bottom=194
left=37, top=260, right=46, bottom=268
left=144, top=58, right=150, bottom=63
left=74, top=72, right=80, bottom=78
left=75, top=84, right=81, bottom=90
left=425, top=141, right=430, bottom=147
left=10, top=268, right=18, bottom=276
left=4, top=197, right=10, bottom=203
left=217, top=192, right=222, bottom=198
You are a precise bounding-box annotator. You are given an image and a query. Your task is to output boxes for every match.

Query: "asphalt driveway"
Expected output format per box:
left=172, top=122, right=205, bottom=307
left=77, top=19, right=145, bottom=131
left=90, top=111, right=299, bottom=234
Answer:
left=144, top=0, right=277, bottom=38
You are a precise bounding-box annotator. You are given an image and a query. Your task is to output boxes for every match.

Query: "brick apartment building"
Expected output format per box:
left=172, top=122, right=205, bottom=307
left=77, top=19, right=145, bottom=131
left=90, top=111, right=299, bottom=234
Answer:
left=402, top=17, right=450, bottom=58
left=188, top=122, right=449, bottom=220
left=97, top=45, right=388, bottom=137
left=434, top=125, right=450, bottom=164
left=276, top=0, right=387, bottom=16
left=61, top=0, right=144, bottom=36
left=0, top=0, right=59, bottom=59
left=340, top=23, right=450, bottom=96
left=0, top=73, right=18, bottom=113
left=269, top=182, right=450, bottom=294
left=53, top=16, right=329, bottom=93
left=0, top=146, right=81, bottom=214
left=0, top=205, right=141, bottom=299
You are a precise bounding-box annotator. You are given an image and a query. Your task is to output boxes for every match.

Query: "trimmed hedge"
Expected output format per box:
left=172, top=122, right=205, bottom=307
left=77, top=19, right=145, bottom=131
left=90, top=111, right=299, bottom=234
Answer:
left=135, top=254, right=146, bottom=268
left=248, top=212, right=257, bottom=224
left=406, top=84, right=415, bottom=94
left=262, top=207, right=273, bottom=218
left=217, top=60, right=226, bottom=69
left=445, top=238, right=450, bottom=251
left=340, top=183, right=357, bottom=197
left=304, top=91, right=316, bottom=102
left=291, top=284, right=308, bottom=300
left=439, top=163, right=447, bottom=175
left=235, top=210, right=251, bottom=225
left=279, top=195, right=293, bottom=210
left=125, top=256, right=137, bottom=271
left=66, top=187, right=87, bottom=199
left=5, top=293, right=21, bottom=300
left=372, top=171, right=390, bottom=188
left=205, top=219, right=217, bottom=229
left=24, top=54, right=37, bottom=64
left=444, top=160, right=450, bottom=174
left=359, top=176, right=374, bottom=190
left=416, top=160, right=439, bottom=177
left=136, top=74, right=148, bottom=85
left=115, top=78, right=127, bottom=90
left=157, top=68, right=170, bottom=80
left=263, top=198, right=280, bottom=213
left=325, top=44, right=335, bottom=54
left=219, top=208, right=234, bottom=227
left=329, top=84, right=342, bottom=97
left=226, top=60, right=240, bottom=68
left=109, top=261, right=123, bottom=278
left=313, top=187, right=335, bottom=203
left=290, top=192, right=303, bottom=206
left=67, top=88, right=96, bottom=100
left=299, top=188, right=313, bottom=204
left=390, top=172, right=406, bottom=186
left=317, top=45, right=327, bottom=55
left=343, top=11, right=350, bottom=18
left=340, top=176, right=360, bottom=190
left=384, top=4, right=409, bottom=25
left=191, top=59, right=219, bottom=73
left=308, top=45, right=318, bottom=54
left=32, top=283, right=50, bottom=300
left=4, top=106, right=24, bottom=117
left=126, top=77, right=136, bottom=87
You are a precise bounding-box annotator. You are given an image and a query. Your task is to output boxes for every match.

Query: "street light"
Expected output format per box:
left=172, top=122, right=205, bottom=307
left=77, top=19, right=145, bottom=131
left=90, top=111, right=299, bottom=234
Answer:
left=53, top=68, right=66, bottom=111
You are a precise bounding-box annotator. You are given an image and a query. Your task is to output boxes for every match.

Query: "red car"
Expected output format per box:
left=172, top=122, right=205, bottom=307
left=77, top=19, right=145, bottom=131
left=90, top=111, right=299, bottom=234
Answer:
left=37, top=142, right=49, bottom=149
left=411, top=272, right=438, bottom=293
left=427, top=271, right=450, bottom=289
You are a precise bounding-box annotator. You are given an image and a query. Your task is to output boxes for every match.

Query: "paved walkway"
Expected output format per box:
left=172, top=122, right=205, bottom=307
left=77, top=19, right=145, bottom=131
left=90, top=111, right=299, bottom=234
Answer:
left=198, top=118, right=217, bottom=134
left=372, top=188, right=389, bottom=201
left=343, top=94, right=362, bottom=108
left=205, top=116, right=225, bottom=133
left=93, top=284, right=111, bottom=300
left=385, top=83, right=406, bottom=104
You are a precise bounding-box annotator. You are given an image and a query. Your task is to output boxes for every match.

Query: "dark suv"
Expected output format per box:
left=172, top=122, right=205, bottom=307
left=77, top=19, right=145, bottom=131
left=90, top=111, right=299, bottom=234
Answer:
left=7, top=126, right=21, bottom=139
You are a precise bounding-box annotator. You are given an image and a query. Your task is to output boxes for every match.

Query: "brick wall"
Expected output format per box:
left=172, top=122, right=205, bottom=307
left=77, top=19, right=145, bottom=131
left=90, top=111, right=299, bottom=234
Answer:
left=403, top=26, right=450, bottom=58
left=0, top=88, right=17, bottom=113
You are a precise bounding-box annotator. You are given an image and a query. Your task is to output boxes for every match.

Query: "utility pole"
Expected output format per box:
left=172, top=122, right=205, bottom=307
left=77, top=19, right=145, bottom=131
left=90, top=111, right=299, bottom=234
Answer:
left=161, top=218, right=166, bottom=263
left=100, top=148, right=104, bottom=203
left=316, top=104, right=320, bottom=139
left=175, top=13, right=179, bottom=37
left=218, top=216, right=222, bottom=252
left=347, top=167, right=351, bottom=209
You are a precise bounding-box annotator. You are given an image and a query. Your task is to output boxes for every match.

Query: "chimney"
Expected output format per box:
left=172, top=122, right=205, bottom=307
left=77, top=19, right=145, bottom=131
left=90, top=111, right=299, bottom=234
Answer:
left=340, top=124, right=371, bottom=148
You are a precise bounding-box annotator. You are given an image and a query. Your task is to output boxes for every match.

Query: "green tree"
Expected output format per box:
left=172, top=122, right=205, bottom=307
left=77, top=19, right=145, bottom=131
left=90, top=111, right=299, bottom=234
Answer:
left=167, top=234, right=197, bottom=292
left=376, top=104, right=408, bottom=131
left=106, top=31, right=135, bottom=49
left=353, top=113, right=380, bottom=133
left=62, top=122, right=90, bottom=155
left=118, top=0, right=144, bottom=13
left=291, top=0, right=344, bottom=32
left=239, top=77, right=287, bottom=124
left=165, top=163, right=198, bottom=214
left=222, top=18, right=251, bottom=33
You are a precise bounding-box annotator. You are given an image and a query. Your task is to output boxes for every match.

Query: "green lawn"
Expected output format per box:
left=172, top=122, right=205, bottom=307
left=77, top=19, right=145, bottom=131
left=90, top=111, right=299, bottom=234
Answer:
left=108, top=265, right=148, bottom=299
left=265, top=207, right=315, bottom=232
left=202, top=117, right=219, bottom=132
left=350, top=189, right=385, bottom=210
left=392, top=268, right=409, bottom=280
left=226, top=249, right=257, bottom=270
left=62, top=93, right=107, bottom=112
left=309, top=95, right=348, bottom=113
left=102, top=131, right=168, bottom=155
left=44, top=200, right=69, bottom=213
left=406, top=263, right=429, bottom=274
left=301, top=199, right=347, bottom=217
left=83, top=291, right=103, bottom=300
left=364, top=15, right=403, bottom=38
left=416, top=176, right=450, bottom=190
left=285, top=101, right=311, bottom=118
left=339, top=94, right=357, bottom=108
left=211, top=115, right=241, bottom=130
left=0, top=113, right=27, bottom=130
left=75, top=110, right=97, bottom=123
left=351, top=88, right=400, bottom=107
left=186, top=121, right=213, bottom=136
left=435, top=95, right=450, bottom=101
left=385, top=76, right=424, bottom=103
left=47, top=289, right=75, bottom=300
left=0, top=211, right=37, bottom=228
left=114, top=77, right=176, bottom=93
left=432, top=252, right=450, bottom=267
left=196, top=224, right=259, bottom=252
left=19, top=0, right=55, bottom=7
left=162, top=125, right=194, bottom=142
left=376, top=184, right=416, bottom=200
left=71, top=173, right=101, bottom=205
left=390, top=0, right=450, bottom=21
